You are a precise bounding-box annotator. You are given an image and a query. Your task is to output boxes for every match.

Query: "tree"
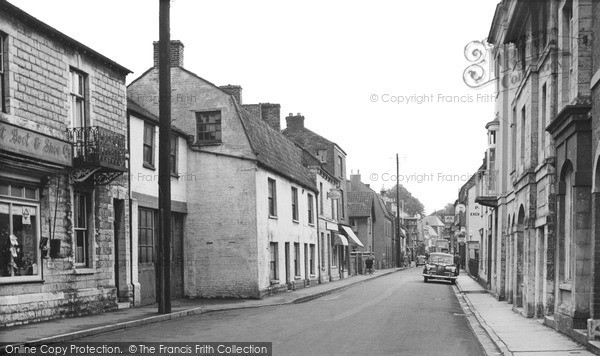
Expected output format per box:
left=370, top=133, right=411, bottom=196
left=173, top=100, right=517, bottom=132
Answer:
left=430, top=203, right=454, bottom=218
left=383, top=185, right=425, bottom=216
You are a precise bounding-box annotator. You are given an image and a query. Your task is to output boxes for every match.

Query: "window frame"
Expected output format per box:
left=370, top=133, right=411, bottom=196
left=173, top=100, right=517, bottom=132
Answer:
left=307, top=193, right=314, bottom=224
left=309, top=244, right=315, bottom=275
left=0, top=34, right=6, bottom=113
left=143, top=121, right=155, bottom=169
left=70, top=69, right=87, bottom=128
left=268, top=178, right=277, bottom=217
left=291, top=187, right=299, bottom=222
left=294, top=242, right=300, bottom=277
left=170, top=134, right=178, bottom=176
left=269, top=242, right=278, bottom=281
left=138, top=208, right=157, bottom=264
left=0, top=183, right=42, bottom=283
left=73, top=191, right=92, bottom=268
left=195, top=110, right=222, bottom=144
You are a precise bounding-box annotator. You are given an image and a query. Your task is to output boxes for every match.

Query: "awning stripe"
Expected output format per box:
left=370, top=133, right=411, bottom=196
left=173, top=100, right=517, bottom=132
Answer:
left=341, top=226, right=364, bottom=247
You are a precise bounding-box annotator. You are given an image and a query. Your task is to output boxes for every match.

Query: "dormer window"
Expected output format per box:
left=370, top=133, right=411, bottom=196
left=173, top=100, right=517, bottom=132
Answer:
left=316, top=149, right=327, bottom=163
left=195, top=111, right=222, bottom=144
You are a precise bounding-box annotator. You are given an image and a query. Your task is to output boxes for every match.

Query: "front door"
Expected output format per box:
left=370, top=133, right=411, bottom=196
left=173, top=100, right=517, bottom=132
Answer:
left=138, top=208, right=157, bottom=306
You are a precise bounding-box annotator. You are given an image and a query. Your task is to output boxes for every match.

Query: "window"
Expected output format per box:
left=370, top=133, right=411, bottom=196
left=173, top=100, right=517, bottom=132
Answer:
left=170, top=135, right=178, bottom=176
left=294, top=243, right=300, bottom=277
left=195, top=111, right=222, bottom=143
left=269, top=242, right=278, bottom=280
left=520, top=107, right=526, bottom=161
left=291, top=187, right=299, bottom=221
left=540, top=84, right=547, bottom=158
left=331, top=195, right=336, bottom=221
left=338, top=156, right=344, bottom=178
left=268, top=179, right=277, bottom=217
left=70, top=70, right=86, bottom=128
left=319, top=182, right=324, bottom=215
left=331, top=238, right=338, bottom=267
left=511, top=107, right=517, bottom=171
left=143, top=122, right=155, bottom=168
left=0, top=34, right=6, bottom=113
left=316, top=149, right=327, bottom=162
left=307, top=194, right=314, bottom=224
left=138, top=208, right=157, bottom=264
left=310, top=244, right=315, bottom=275
left=340, top=189, right=345, bottom=219
left=73, top=192, right=90, bottom=266
left=0, top=183, right=41, bottom=281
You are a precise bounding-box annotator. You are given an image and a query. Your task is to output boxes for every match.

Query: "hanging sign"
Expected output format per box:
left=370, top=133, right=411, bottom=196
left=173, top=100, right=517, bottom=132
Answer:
left=22, top=207, right=31, bottom=225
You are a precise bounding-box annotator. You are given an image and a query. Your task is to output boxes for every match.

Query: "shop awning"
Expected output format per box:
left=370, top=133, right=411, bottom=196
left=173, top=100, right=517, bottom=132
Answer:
left=341, top=226, right=364, bottom=247
left=334, top=234, right=348, bottom=246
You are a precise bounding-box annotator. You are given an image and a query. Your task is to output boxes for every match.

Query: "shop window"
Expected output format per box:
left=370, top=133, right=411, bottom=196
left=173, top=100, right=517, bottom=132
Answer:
left=74, top=192, right=91, bottom=267
left=0, top=183, right=41, bottom=282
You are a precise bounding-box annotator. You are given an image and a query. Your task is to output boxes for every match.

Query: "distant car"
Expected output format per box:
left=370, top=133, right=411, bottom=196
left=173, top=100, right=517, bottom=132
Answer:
left=416, top=255, right=426, bottom=267
left=423, top=252, right=458, bottom=284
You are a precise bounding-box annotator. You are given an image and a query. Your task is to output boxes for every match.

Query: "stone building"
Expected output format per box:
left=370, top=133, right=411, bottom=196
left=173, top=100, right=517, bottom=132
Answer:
left=482, top=0, right=592, bottom=341
left=348, top=173, right=396, bottom=269
left=0, top=1, right=131, bottom=325
left=127, top=41, right=319, bottom=298
left=347, top=191, right=375, bottom=273
left=282, top=113, right=361, bottom=280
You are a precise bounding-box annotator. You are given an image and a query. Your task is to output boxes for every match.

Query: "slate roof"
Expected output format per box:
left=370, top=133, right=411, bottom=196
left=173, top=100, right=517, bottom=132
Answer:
left=348, top=191, right=374, bottom=217
left=423, top=215, right=445, bottom=227
left=233, top=101, right=316, bottom=191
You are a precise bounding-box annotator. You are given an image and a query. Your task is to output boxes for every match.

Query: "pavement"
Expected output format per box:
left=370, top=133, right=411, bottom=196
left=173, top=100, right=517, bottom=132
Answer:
left=455, top=273, right=596, bottom=356
left=2, top=266, right=598, bottom=356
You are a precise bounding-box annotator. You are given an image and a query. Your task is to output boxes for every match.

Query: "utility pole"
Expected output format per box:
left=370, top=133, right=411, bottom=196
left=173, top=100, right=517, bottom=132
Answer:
left=396, top=153, right=401, bottom=267
left=157, top=0, right=172, bottom=314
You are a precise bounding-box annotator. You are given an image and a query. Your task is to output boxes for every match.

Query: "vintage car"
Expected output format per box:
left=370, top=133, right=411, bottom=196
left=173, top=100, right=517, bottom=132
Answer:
left=423, top=252, right=458, bottom=284
left=416, top=255, right=426, bottom=267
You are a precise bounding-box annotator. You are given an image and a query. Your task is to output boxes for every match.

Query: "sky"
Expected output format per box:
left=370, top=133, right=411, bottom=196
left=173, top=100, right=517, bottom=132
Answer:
left=10, top=0, right=499, bottom=213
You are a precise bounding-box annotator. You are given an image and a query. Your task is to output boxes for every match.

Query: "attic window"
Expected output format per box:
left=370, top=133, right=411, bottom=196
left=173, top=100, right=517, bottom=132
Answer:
left=316, top=149, right=327, bottom=163
left=195, top=111, right=222, bottom=144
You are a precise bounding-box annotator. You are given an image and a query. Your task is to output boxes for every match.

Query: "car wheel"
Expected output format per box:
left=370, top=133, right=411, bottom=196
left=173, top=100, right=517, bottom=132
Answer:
left=424, top=277, right=428, bottom=283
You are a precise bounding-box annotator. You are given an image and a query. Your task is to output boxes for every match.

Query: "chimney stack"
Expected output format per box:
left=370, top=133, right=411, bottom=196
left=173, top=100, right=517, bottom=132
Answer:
left=285, top=113, right=305, bottom=131
left=260, top=103, right=281, bottom=131
left=153, top=40, right=184, bottom=68
left=219, top=85, right=242, bottom=104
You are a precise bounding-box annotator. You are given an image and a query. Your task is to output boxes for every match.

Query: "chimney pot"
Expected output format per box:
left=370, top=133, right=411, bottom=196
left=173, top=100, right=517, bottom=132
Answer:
left=285, top=113, right=305, bottom=131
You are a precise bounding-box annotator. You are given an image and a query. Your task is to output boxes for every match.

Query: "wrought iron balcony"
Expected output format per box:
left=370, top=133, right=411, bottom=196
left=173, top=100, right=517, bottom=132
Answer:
left=67, top=126, right=127, bottom=172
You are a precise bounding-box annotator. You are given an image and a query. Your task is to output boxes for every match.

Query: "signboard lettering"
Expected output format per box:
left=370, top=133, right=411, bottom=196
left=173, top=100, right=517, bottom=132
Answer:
left=0, top=121, right=72, bottom=166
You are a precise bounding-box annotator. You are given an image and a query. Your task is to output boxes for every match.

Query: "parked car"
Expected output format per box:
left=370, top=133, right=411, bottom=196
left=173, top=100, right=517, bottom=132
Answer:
left=423, top=252, right=458, bottom=284
left=416, top=255, right=426, bottom=267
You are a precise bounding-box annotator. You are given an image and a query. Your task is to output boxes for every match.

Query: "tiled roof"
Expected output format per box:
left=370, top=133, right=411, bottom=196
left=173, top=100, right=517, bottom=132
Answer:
left=234, top=102, right=316, bottom=191
left=423, top=215, right=445, bottom=227
left=282, top=126, right=345, bottom=178
left=348, top=191, right=373, bottom=217
left=127, top=98, right=188, bottom=138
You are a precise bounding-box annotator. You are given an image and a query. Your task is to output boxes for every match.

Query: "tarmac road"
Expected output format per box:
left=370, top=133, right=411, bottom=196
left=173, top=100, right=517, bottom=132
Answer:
left=81, top=268, right=484, bottom=356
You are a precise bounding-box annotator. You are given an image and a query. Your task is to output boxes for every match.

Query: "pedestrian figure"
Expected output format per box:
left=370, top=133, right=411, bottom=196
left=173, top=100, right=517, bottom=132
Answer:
left=454, top=252, right=461, bottom=271
left=365, top=255, right=374, bottom=276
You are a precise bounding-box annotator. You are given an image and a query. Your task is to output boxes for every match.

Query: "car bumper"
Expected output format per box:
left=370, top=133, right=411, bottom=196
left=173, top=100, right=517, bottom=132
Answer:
left=423, top=273, right=457, bottom=280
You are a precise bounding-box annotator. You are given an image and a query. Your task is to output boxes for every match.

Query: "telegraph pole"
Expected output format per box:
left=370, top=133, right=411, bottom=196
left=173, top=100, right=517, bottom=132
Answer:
left=157, top=0, right=172, bottom=314
left=396, top=153, right=402, bottom=267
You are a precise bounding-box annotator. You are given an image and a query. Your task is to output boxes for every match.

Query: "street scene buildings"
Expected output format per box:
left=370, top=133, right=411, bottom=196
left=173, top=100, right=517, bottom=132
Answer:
left=7, top=0, right=600, bottom=355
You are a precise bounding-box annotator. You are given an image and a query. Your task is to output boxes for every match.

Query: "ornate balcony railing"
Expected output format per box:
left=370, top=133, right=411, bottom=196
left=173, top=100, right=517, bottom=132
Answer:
left=67, top=126, right=127, bottom=172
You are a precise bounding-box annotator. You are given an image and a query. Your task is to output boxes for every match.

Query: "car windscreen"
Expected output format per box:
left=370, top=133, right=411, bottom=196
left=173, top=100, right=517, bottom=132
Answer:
left=429, top=255, right=452, bottom=264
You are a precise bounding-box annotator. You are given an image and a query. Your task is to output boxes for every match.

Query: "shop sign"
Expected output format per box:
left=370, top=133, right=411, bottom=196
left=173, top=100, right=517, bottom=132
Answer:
left=22, top=207, right=31, bottom=225
left=0, top=121, right=72, bottom=166
left=326, top=222, right=339, bottom=231
left=327, top=189, right=342, bottom=200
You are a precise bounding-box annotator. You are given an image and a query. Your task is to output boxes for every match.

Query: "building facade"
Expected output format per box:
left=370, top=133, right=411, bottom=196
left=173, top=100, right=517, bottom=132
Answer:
left=0, top=1, right=131, bottom=326
left=127, top=41, right=319, bottom=298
